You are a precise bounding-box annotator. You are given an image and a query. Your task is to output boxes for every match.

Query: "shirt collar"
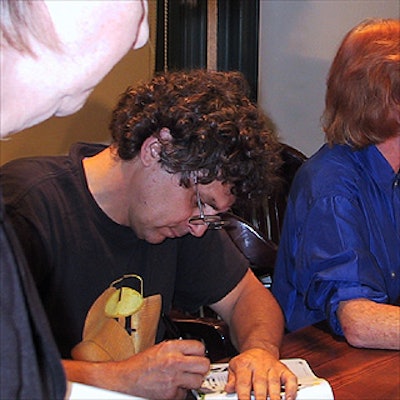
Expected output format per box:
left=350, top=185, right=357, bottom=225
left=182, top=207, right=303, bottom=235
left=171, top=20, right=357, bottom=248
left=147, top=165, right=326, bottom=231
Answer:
left=355, top=144, right=398, bottom=189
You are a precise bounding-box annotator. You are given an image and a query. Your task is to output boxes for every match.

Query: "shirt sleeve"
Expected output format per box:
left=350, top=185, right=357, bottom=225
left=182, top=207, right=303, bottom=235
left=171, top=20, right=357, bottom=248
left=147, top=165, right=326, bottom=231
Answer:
left=299, top=195, right=389, bottom=335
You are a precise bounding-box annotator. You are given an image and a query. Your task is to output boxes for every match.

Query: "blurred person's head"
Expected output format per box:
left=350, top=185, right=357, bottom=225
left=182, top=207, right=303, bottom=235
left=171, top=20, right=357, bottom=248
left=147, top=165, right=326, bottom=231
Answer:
left=322, top=18, right=400, bottom=149
left=0, top=0, right=149, bottom=136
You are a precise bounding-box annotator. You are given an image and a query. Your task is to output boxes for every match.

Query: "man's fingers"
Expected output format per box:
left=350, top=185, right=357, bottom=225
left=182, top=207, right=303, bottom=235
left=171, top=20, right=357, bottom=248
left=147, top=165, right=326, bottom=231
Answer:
left=224, top=361, right=299, bottom=400
left=230, top=368, right=253, bottom=400
left=281, top=370, right=298, bottom=400
left=165, top=339, right=206, bottom=356
left=250, top=368, right=268, bottom=400
left=161, top=339, right=210, bottom=375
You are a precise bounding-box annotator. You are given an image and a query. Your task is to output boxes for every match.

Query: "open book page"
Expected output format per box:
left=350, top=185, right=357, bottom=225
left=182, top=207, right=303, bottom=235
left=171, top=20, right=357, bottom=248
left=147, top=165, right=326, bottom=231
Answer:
left=193, top=358, right=334, bottom=400
left=67, top=381, right=147, bottom=399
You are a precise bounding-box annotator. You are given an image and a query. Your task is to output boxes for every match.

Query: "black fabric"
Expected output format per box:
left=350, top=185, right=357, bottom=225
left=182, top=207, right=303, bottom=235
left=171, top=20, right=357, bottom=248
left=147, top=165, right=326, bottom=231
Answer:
left=1, top=143, right=248, bottom=359
left=0, top=191, right=66, bottom=399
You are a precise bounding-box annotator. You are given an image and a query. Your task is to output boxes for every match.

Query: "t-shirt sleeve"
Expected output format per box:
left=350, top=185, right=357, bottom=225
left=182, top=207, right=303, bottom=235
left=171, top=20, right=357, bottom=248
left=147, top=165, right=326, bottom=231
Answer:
left=299, top=195, right=389, bottom=335
left=173, top=229, right=249, bottom=313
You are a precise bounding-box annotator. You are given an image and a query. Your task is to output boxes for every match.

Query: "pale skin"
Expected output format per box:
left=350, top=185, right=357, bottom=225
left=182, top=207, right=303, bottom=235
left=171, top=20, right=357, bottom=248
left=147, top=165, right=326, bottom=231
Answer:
left=337, top=135, right=400, bottom=351
left=65, top=130, right=298, bottom=400
left=1, top=0, right=149, bottom=137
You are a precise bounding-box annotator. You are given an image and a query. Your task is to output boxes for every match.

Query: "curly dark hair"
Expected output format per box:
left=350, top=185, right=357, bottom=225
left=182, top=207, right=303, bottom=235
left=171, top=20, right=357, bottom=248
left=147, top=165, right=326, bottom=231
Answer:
left=110, top=69, right=282, bottom=202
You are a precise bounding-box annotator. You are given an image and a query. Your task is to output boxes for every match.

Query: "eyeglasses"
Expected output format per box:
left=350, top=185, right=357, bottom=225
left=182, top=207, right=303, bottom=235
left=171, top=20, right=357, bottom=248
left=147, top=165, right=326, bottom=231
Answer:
left=188, top=180, right=228, bottom=230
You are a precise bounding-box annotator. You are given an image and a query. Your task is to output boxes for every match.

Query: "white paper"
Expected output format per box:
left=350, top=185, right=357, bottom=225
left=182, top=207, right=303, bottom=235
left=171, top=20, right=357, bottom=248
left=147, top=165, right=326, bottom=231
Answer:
left=67, top=381, right=147, bottom=400
left=194, top=359, right=334, bottom=400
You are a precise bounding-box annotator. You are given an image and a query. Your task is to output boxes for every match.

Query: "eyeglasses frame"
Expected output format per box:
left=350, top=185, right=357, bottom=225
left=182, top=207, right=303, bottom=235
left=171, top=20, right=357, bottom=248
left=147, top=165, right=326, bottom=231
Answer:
left=188, top=177, right=228, bottom=230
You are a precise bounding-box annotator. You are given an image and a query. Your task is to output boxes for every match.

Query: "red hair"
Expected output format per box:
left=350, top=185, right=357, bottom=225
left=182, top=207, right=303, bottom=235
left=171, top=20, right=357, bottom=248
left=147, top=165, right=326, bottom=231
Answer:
left=322, top=19, right=400, bottom=148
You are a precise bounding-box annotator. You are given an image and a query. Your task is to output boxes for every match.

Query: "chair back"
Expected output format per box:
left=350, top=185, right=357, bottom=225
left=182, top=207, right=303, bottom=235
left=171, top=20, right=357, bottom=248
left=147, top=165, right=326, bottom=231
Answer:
left=232, top=143, right=307, bottom=246
left=222, top=212, right=277, bottom=288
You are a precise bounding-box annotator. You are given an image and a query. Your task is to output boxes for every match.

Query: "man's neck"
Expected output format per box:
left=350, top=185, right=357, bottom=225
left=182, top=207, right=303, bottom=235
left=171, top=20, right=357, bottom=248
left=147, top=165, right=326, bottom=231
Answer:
left=82, top=146, right=136, bottom=225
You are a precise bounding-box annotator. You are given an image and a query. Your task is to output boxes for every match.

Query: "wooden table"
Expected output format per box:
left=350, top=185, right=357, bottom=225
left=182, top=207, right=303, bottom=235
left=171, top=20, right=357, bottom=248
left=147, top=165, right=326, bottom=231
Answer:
left=280, top=322, right=400, bottom=400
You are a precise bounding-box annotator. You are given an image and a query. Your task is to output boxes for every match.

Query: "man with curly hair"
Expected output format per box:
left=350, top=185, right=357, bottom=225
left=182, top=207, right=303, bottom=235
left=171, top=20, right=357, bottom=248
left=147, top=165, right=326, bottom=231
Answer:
left=1, top=70, right=297, bottom=400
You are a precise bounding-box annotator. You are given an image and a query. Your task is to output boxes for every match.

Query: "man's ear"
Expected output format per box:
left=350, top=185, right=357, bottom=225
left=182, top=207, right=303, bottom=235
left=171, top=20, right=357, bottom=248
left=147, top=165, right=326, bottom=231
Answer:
left=150, top=142, right=160, bottom=158
left=141, top=128, right=172, bottom=166
left=141, top=136, right=160, bottom=166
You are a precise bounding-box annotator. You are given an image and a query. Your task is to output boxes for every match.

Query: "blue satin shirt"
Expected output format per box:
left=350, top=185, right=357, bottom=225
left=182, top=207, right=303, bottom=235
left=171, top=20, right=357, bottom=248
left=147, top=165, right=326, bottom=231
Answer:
left=273, top=144, right=400, bottom=335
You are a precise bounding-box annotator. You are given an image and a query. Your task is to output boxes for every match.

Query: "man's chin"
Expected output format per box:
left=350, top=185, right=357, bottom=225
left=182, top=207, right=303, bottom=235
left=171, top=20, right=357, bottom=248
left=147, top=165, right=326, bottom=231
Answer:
left=144, top=233, right=185, bottom=245
left=55, top=102, right=85, bottom=117
left=145, top=236, right=167, bottom=245
left=55, top=90, right=93, bottom=117
left=142, top=229, right=189, bottom=244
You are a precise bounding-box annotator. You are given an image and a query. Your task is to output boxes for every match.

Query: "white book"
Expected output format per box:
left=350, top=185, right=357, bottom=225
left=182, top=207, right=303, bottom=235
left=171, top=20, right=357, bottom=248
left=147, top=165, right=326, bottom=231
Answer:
left=193, top=358, right=334, bottom=400
left=67, top=381, right=147, bottom=399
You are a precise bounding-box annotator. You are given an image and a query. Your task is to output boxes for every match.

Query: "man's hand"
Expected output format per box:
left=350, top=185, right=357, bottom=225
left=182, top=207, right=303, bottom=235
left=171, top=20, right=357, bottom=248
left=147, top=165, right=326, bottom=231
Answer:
left=225, top=348, right=298, bottom=400
left=64, top=339, right=210, bottom=400
left=210, top=270, right=298, bottom=399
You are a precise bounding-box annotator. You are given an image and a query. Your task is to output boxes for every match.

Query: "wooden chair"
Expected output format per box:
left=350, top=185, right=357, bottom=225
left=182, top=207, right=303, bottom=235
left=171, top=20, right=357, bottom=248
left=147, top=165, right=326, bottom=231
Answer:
left=222, top=212, right=277, bottom=288
left=226, top=143, right=307, bottom=286
left=232, top=143, right=307, bottom=246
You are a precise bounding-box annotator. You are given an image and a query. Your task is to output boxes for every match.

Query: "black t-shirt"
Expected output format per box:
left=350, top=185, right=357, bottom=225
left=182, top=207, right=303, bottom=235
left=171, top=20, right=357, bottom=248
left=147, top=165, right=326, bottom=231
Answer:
left=1, top=143, right=248, bottom=358
left=0, top=192, right=66, bottom=399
